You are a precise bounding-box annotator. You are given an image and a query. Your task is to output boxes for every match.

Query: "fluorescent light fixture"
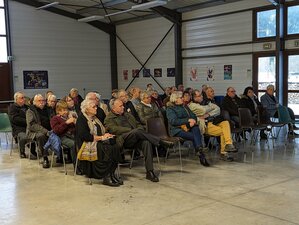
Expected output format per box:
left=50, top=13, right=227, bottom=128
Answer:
left=105, top=0, right=128, bottom=7
left=105, top=9, right=132, bottom=17
left=77, top=15, right=105, bottom=22
left=36, top=1, right=59, bottom=10
left=131, top=0, right=167, bottom=10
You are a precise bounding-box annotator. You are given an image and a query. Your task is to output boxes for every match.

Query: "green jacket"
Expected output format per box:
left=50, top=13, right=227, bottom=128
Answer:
left=104, top=111, right=144, bottom=146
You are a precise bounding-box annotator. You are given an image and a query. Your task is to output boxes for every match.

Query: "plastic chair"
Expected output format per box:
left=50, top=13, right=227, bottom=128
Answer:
left=146, top=117, right=182, bottom=168
left=221, top=110, right=242, bottom=143
left=50, top=145, right=68, bottom=175
left=0, top=113, right=14, bottom=148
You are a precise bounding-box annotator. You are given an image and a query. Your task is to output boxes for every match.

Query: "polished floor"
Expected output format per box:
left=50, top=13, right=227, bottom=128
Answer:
left=1, top=133, right=299, bottom=225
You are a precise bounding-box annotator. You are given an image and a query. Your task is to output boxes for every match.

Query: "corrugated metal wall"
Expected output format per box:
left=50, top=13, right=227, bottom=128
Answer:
left=9, top=1, right=111, bottom=99
left=182, top=0, right=270, bottom=96
left=116, top=17, right=175, bottom=93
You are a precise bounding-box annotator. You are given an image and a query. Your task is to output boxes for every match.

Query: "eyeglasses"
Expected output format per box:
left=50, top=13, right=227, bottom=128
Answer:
left=229, top=90, right=236, bottom=93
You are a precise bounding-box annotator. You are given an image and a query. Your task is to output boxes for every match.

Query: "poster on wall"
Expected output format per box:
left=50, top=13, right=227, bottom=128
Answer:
left=132, top=69, right=140, bottom=78
left=23, top=70, right=48, bottom=89
left=143, top=68, right=151, bottom=77
left=206, top=66, right=215, bottom=81
left=123, top=70, right=128, bottom=81
left=189, top=67, right=198, bottom=81
left=224, top=65, right=232, bottom=80
left=154, top=68, right=162, bottom=77
left=167, top=68, right=175, bottom=77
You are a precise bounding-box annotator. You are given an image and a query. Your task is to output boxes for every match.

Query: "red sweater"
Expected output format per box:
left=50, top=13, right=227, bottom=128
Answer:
left=50, top=115, right=75, bottom=136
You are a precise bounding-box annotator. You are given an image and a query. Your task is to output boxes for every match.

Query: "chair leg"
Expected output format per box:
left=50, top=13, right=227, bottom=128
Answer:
left=178, top=142, right=182, bottom=170
left=129, top=149, right=135, bottom=169
left=74, top=157, right=79, bottom=177
left=50, top=151, right=55, bottom=169
left=62, top=147, right=67, bottom=175
left=155, top=146, right=161, bottom=172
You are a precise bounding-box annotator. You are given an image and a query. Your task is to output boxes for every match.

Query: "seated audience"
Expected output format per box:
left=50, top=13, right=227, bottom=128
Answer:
left=163, top=86, right=177, bottom=106
left=45, top=90, right=54, bottom=100
left=261, top=84, right=298, bottom=134
left=166, top=91, right=210, bottom=167
left=26, top=94, right=52, bottom=168
left=76, top=99, right=122, bottom=187
left=182, top=90, right=191, bottom=106
left=46, top=94, right=57, bottom=118
left=8, top=91, right=36, bottom=159
left=95, top=92, right=109, bottom=115
left=85, top=92, right=106, bottom=123
left=202, top=87, right=217, bottom=105
left=129, top=87, right=141, bottom=108
left=50, top=101, right=76, bottom=163
left=105, top=99, right=173, bottom=182
left=69, top=88, right=83, bottom=110
left=135, top=91, right=163, bottom=126
left=160, top=87, right=171, bottom=102
left=189, top=90, right=237, bottom=161
left=177, top=84, right=184, bottom=92
left=63, top=95, right=79, bottom=116
left=151, top=90, right=163, bottom=109
left=222, top=87, right=243, bottom=127
left=201, top=84, right=208, bottom=100
left=117, top=89, right=141, bottom=122
left=146, top=83, right=153, bottom=92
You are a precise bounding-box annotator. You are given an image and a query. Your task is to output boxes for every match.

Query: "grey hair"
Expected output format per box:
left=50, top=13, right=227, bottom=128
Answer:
left=140, top=91, right=151, bottom=100
left=267, top=84, right=275, bottom=90
left=70, top=88, right=78, bottom=94
left=33, top=94, right=44, bottom=105
left=47, top=94, right=56, bottom=102
left=116, top=89, right=127, bottom=98
left=80, top=99, right=95, bottom=114
left=14, top=92, right=24, bottom=102
left=109, top=98, right=117, bottom=110
left=170, top=91, right=183, bottom=103
left=85, top=92, right=95, bottom=100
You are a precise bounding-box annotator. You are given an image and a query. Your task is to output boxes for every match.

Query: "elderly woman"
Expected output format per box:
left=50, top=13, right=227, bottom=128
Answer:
left=241, top=87, right=262, bottom=117
left=76, top=99, right=122, bottom=187
left=136, top=91, right=163, bottom=125
left=46, top=94, right=57, bottom=118
left=151, top=90, right=163, bottom=109
left=166, top=91, right=210, bottom=167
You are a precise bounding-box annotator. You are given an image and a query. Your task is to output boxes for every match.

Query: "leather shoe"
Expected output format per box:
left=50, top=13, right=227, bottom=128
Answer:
left=111, top=174, right=124, bottom=185
left=146, top=170, right=159, bottom=182
left=20, top=153, right=27, bottom=158
left=224, top=144, right=238, bottom=153
left=103, top=176, right=120, bottom=187
left=159, top=139, right=174, bottom=149
left=198, top=152, right=210, bottom=167
left=42, top=159, right=50, bottom=169
left=220, top=153, right=234, bottom=162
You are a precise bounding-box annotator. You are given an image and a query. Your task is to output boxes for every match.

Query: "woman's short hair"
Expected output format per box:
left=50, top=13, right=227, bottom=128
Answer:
left=243, top=86, right=254, bottom=96
left=80, top=99, right=95, bottom=114
left=140, top=91, right=151, bottom=101
left=170, top=91, right=183, bottom=103
left=55, top=100, right=68, bottom=112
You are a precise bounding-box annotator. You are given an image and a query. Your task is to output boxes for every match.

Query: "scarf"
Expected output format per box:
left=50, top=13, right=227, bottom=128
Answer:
left=82, top=112, right=105, bottom=136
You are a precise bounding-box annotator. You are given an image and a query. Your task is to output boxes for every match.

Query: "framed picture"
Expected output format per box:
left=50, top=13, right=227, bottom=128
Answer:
left=224, top=65, right=232, bottom=80
left=167, top=68, right=175, bottom=77
left=123, top=70, right=128, bottom=81
left=23, top=70, right=48, bottom=89
left=132, top=69, right=140, bottom=78
left=143, top=68, right=151, bottom=77
left=154, top=68, right=162, bottom=77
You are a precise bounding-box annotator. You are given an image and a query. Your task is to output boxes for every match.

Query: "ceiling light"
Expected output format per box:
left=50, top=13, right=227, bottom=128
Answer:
left=131, top=0, right=167, bottom=10
left=77, top=15, right=105, bottom=22
left=36, top=2, right=59, bottom=10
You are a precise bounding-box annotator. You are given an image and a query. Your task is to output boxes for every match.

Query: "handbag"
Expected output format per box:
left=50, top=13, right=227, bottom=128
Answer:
left=78, top=141, right=98, bottom=161
left=212, top=115, right=225, bottom=125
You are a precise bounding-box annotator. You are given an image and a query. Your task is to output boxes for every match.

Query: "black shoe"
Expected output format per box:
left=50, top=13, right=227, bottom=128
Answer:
left=224, top=144, right=238, bottom=152
left=196, top=146, right=209, bottom=154
left=103, top=176, right=120, bottom=187
left=20, top=152, right=27, bottom=158
left=43, top=159, right=50, bottom=169
left=260, top=132, right=268, bottom=140
left=198, top=152, right=210, bottom=167
left=146, top=170, right=159, bottom=182
left=220, top=154, right=234, bottom=162
left=111, top=174, right=124, bottom=185
left=159, top=139, right=174, bottom=149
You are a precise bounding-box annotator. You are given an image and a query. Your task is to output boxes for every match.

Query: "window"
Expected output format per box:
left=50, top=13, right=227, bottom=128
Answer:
left=0, top=0, right=7, bottom=63
left=0, top=36, right=7, bottom=62
left=257, top=56, right=276, bottom=99
left=0, top=9, right=6, bottom=35
left=0, top=0, right=3, bottom=7
left=288, top=55, right=299, bottom=113
left=256, top=9, right=276, bottom=38
left=287, top=5, right=299, bottom=35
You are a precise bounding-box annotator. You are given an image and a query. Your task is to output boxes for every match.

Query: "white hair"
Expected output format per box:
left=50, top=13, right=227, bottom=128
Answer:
left=47, top=94, right=56, bottom=102
left=170, top=91, right=183, bottom=103
left=80, top=99, right=95, bottom=114
left=14, top=92, right=24, bottom=103
left=33, top=94, right=44, bottom=105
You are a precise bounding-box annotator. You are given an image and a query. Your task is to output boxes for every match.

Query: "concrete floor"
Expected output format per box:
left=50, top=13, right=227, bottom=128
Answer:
left=1, top=134, right=299, bottom=225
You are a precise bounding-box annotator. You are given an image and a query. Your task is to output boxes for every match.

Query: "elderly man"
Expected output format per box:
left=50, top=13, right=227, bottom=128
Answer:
left=26, top=94, right=52, bottom=168
left=189, top=90, right=237, bottom=161
left=117, top=89, right=141, bottom=122
left=202, top=87, right=217, bottom=105
left=8, top=92, right=36, bottom=158
left=129, top=87, right=141, bottom=108
left=85, top=92, right=106, bottom=123
left=222, top=87, right=243, bottom=127
left=105, top=99, right=173, bottom=182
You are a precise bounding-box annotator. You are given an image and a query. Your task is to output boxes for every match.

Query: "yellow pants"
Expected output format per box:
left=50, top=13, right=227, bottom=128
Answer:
left=205, top=121, right=232, bottom=154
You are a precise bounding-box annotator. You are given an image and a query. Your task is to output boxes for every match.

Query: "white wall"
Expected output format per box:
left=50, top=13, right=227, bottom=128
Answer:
left=116, top=17, right=175, bottom=93
left=182, top=0, right=272, bottom=96
left=9, top=1, right=111, bottom=99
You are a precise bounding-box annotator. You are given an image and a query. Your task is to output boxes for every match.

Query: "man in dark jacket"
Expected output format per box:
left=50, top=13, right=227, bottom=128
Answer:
left=222, top=87, right=243, bottom=127
left=8, top=92, right=36, bottom=158
left=105, top=99, right=172, bottom=183
left=26, top=94, right=52, bottom=168
left=117, top=89, right=141, bottom=123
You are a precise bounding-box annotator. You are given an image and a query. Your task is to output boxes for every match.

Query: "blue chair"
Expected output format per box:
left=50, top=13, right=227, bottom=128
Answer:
left=277, top=105, right=297, bottom=138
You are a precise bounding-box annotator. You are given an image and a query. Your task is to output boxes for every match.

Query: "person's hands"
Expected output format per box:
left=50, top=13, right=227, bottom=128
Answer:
left=66, top=117, right=76, bottom=124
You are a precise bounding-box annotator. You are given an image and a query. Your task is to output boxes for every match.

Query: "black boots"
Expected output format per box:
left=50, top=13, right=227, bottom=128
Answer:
left=146, top=170, right=159, bottom=182
left=196, top=147, right=210, bottom=167
left=103, top=174, right=120, bottom=187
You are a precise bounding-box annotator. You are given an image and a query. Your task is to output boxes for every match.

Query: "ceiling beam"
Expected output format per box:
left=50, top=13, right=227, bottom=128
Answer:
left=77, top=0, right=128, bottom=15
left=12, top=0, right=115, bottom=34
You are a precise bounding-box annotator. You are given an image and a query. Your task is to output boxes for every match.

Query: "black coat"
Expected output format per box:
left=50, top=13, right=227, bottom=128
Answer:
left=8, top=103, right=28, bottom=136
left=240, top=95, right=262, bottom=116
left=221, top=95, right=243, bottom=117
left=125, top=101, right=141, bottom=122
